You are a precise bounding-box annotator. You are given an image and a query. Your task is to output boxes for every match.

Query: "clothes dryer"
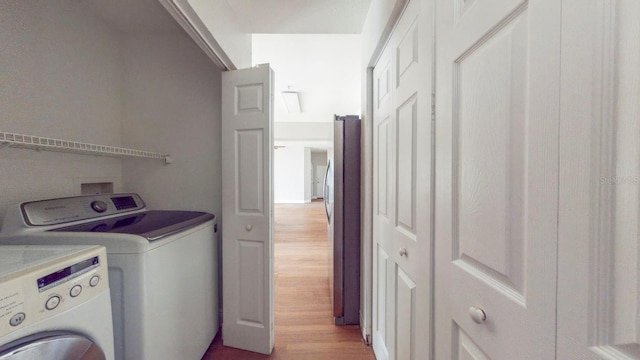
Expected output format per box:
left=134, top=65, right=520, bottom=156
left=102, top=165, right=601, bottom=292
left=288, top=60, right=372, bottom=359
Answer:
left=0, top=245, right=114, bottom=360
left=0, top=194, right=218, bottom=360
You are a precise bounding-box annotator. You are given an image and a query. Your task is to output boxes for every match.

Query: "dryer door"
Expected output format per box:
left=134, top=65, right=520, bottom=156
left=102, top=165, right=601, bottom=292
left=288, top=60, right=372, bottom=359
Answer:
left=0, top=331, right=105, bottom=360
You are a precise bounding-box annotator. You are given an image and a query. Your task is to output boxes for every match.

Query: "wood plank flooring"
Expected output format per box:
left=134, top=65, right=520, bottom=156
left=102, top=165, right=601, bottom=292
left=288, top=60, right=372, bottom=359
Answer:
left=201, top=201, right=375, bottom=359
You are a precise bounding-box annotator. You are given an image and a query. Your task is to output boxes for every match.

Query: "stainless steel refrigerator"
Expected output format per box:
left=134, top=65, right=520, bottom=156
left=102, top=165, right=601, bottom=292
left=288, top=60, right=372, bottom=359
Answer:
left=323, top=115, right=361, bottom=325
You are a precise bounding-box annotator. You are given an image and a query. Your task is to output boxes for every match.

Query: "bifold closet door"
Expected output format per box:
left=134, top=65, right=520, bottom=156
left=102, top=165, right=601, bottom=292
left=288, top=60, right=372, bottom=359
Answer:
left=371, top=0, right=433, bottom=359
left=222, top=64, right=274, bottom=355
left=434, top=0, right=561, bottom=358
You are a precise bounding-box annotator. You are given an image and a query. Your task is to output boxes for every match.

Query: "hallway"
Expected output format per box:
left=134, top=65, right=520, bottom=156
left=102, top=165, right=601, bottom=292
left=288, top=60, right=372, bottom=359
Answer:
left=202, top=201, right=375, bottom=359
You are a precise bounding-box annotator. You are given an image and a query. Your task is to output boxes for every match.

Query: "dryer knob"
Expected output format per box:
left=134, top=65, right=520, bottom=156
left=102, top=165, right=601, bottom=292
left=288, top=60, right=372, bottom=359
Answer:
left=91, top=201, right=108, bottom=213
left=45, top=296, right=61, bottom=310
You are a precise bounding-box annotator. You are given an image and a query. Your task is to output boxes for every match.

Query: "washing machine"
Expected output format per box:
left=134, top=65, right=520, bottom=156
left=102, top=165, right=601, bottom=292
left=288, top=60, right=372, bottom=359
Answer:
left=0, top=245, right=114, bottom=360
left=0, top=193, right=219, bottom=360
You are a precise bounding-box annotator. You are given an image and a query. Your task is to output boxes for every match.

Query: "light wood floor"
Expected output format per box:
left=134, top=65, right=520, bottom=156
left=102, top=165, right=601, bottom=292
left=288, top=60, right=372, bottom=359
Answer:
left=202, top=201, right=375, bottom=359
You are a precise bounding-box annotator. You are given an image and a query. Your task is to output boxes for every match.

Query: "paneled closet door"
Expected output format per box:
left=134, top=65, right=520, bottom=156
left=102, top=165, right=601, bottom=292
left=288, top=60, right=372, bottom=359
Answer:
left=373, top=41, right=394, bottom=360
left=372, top=42, right=394, bottom=360
left=372, top=0, right=433, bottom=359
left=434, top=0, right=561, bottom=359
left=558, top=1, right=640, bottom=359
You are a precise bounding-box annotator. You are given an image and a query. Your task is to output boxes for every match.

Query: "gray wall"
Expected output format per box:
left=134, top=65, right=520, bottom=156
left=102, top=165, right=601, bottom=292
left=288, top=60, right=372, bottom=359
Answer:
left=121, top=33, right=222, bottom=218
left=0, top=0, right=222, bottom=226
left=0, top=0, right=123, bottom=223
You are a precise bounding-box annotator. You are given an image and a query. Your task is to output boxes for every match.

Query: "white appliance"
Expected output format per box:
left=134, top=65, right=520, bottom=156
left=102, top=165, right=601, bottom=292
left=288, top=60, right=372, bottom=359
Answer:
left=0, top=193, right=219, bottom=360
left=0, top=245, right=114, bottom=360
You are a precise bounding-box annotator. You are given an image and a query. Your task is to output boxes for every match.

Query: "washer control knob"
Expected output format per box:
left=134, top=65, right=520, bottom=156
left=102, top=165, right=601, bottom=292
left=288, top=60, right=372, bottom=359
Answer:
left=89, top=275, right=100, bottom=287
left=9, top=312, right=26, bottom=327
left=91, top=201, right=108, bottom=213
left=45, top=296, right=61, bottom=310
left=70, top=285, right=82, bottom=297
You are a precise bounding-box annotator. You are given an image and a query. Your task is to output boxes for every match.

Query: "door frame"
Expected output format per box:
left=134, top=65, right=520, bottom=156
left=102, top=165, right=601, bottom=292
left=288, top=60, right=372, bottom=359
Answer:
left=314, top=164, right=328, bottom=199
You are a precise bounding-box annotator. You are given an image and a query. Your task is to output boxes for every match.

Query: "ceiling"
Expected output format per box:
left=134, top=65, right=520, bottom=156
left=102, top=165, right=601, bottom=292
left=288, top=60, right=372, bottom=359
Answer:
left=224, top=0, right=372, bottom=34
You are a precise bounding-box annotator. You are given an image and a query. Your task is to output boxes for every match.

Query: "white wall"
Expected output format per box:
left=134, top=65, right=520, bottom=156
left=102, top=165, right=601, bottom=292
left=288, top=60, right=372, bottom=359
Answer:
left=120, top=33, right=222, bottom=217
left=273, top=144, right=307, bottom=203
left=252, top=34, right=362, bottom=123
left=0, top=0, right=223, bottom=225
left=187, top=0, right=252, bottom=69
left=0, top=0, right=123, bottom=223
left=275, top=122, right=333, bottom=141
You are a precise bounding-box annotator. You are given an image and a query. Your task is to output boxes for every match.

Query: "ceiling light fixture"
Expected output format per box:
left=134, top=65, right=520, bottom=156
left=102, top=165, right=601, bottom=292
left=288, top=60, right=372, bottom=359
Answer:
left=281, top=90, right=301, bottom=113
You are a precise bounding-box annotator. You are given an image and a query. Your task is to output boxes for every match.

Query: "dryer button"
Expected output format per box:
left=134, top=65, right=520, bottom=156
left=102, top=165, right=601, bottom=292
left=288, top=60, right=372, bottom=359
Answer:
left=70, top=285, right=82, bottom=297
left=9, top=312, right=26, bottom=327
left=45, top=296, right=61, bottom=310
left=91, top=201, right=108, bottom=213
left=89, top=275, right=100, bottom=287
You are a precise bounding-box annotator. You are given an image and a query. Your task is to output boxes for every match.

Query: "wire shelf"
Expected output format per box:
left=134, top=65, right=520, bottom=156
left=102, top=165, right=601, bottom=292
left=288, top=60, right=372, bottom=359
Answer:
left=0, top=131, right=172, bottom=164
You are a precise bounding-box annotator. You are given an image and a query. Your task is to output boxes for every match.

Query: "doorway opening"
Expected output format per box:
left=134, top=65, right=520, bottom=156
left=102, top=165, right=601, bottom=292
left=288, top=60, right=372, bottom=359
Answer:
left=210, top=32, right=367, bottom=357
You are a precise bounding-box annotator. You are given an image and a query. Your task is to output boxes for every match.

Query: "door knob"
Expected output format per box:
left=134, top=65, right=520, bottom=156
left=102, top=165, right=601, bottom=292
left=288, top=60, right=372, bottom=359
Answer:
left=245, top=224, right=253, bottom=231
left=399, top=248, right=408, bottom=257
left=468, top=306, right=487, bottom=324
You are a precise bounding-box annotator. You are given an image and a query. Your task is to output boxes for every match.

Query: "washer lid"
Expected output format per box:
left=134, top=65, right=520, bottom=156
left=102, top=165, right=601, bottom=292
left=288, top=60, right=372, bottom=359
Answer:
left=0, top=332, right=105, bottom=360
left=50, top=210, right=214, bottom=241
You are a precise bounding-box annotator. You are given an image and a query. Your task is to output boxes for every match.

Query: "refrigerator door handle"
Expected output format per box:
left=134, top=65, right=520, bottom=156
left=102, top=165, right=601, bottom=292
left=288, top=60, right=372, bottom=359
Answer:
left=323, top=160, right=331, bottom=223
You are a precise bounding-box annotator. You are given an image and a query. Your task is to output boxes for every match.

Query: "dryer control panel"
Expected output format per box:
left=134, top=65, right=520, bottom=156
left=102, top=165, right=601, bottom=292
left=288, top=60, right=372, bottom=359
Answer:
left=19, top=193, right=145, bottom=226
left=0, top=245, right=110, bottom=337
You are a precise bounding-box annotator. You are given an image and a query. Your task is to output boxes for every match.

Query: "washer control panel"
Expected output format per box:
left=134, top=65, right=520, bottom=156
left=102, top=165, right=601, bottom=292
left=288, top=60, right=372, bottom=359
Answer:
left=0, top=245, right=109, bottom=337
left=20, top=193, right=145, bottom=226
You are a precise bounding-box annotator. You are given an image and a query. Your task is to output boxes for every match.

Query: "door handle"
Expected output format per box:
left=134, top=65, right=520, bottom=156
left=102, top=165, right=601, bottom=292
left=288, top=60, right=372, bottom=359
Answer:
left=468, top=306, right=487, bottom=324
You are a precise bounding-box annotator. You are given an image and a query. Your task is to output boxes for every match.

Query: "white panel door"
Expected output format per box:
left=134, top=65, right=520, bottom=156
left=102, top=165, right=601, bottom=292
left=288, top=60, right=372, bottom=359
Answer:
left=315, top=165, right=327, bottom=198
left=373, top=41, right=394, bottom=360
left=222, top=64, right=274, bottom=355
left=372, top=0, right=433, bottom=358
left=434, top=0, right=561, bottom=358
left=558, top=1, right=640, bottom=358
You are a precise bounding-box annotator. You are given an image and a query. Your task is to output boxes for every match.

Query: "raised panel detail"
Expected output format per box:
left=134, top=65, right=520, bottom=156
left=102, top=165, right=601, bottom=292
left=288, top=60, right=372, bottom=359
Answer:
left=376, top=246, right=389, bottom=343
left=378, top=119, right=390, bottom=217
left=452, top=7, right=529, bottom=299
left=396, top=23, right=418, bottom=87
left=590, top=2, right=640, bottom=357
left=396, top=267, right=416, bottom=360
left=396, top=95, right=417, bottom=237
left=237, top=239, right=265, bottom=327
left=236, top=84, right=263, bottom=114
left=454, top=0, right=478, bottom=23
left=378, top=64, right=391, bottom=107
left=454, top=325, right=491, bottom=360
left=236, top=129, right=264, bottom=214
